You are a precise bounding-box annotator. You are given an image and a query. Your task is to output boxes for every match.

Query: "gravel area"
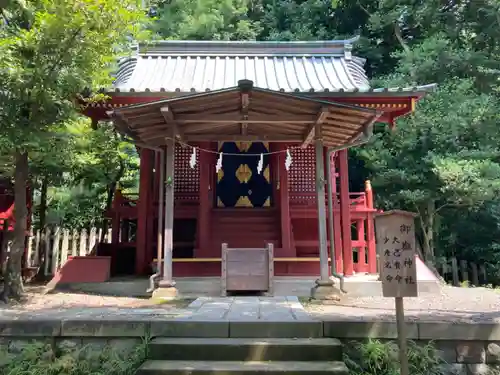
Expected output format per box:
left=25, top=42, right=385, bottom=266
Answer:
left=305, top=286, right=500, bottom=323
left=0, top=286, right=194, bottom=318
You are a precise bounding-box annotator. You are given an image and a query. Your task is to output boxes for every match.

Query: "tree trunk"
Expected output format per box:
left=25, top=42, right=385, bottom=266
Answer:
left=99, top=186, right=114, bottom=242
left=100, top=157, right=125, bottom=242
left=2, top=151, right=29, bottom=302
left=34, top=175, right=48, bottom=281
left=421, top=200, right=435, bottom=263
left=418, top=199, right=442, bottom=279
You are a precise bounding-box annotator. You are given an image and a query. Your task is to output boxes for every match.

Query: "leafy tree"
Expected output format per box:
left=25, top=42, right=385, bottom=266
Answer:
left=0, top=0, right=148, bottom=300
left=360, top=79, right=500, bottom=264
left=45, top=118, right=139, bottom=230
left=152, top=0, right=260, bottom=40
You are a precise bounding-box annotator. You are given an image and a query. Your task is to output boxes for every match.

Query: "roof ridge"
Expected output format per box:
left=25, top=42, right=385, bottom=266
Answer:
left=137, top=37, right=361, bottom=57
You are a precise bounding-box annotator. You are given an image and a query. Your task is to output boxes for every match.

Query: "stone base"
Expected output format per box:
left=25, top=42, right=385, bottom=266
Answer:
left=310, top=280, right=342, bottom=302
left=152, top=287, right=178, bottom=300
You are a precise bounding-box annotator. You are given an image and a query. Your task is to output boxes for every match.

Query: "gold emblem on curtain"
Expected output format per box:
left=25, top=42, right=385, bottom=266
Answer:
left=235, top=164, right=252, bottom=183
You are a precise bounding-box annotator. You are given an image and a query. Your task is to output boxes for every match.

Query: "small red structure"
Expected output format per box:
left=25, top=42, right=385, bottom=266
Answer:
left=83, top=39, right=434, bottom=281
left=0, top=178, right=32, bottom=271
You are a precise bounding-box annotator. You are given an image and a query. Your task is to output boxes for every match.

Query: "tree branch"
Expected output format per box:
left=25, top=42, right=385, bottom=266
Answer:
left=0, top=8, right=9, bottom=25
left=356, top=1, right=371, bottom=16
left=45, top=27, right=83, bottom=78
left=394, top=22, right=410, bottom=54
left=435, top=201, right=473, bottom=213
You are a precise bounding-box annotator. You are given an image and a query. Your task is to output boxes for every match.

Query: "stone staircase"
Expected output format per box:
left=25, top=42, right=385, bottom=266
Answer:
left=136, top=336, right=348, bottom=374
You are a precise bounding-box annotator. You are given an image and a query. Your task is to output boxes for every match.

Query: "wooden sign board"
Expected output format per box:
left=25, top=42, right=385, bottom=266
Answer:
left=375, top=210, right=418, bottom=298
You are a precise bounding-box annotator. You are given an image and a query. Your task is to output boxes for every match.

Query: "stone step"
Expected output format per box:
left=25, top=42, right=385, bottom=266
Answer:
left=148, top=338, right=343, bottom=362
left=136, top=360, right=349, bottom=375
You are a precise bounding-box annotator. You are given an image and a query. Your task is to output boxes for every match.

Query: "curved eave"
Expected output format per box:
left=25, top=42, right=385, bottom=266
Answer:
left=104, top=83, right=437, bottom=97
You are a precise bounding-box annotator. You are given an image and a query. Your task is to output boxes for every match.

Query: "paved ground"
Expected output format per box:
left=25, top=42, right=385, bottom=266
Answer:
left=0, top=296, right=310, bottom=321
left=187, top=297, right=312, bottom=321
left=0, top=285, right=499, bottom=323
left=305, top=286, right=500, bottom=323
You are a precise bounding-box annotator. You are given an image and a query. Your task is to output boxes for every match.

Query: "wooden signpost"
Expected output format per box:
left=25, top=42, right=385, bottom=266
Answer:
left=375, top=210, right=418, bottom=375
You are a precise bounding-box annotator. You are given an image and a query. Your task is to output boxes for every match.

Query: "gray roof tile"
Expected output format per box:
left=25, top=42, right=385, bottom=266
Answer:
left=113, top=39, right=371, bottom=93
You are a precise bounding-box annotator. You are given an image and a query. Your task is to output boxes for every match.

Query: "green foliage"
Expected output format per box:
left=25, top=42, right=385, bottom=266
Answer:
left=343, top=339, right=445, bottom=375
left=32, top=118, right=139, bottom=229
left=0, top=339, right=148, bottom=375
left=152, top=0, right=259, bottom=40
left=0, top=0, right=150, bottom=151
left=0, top=0, right=498, bottom=282
left=361, top=79, right=500, bottom=210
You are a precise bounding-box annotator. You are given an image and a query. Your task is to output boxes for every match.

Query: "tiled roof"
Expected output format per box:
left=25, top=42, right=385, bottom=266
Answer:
left=113, top=38, right=372, bottom=93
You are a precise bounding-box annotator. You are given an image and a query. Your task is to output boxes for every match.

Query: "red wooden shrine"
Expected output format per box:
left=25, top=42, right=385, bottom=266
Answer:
left=82, top=39, right=434, bottom=280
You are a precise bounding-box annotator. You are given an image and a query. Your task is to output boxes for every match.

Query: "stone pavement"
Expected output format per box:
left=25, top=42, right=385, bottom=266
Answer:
left=0, top=296, right=312, bottom=322
left=186, top=296, right=313, bottom=321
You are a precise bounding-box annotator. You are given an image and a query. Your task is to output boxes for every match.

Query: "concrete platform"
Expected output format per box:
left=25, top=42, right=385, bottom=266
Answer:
left=187, top=296, right=312, bottom=321
left=59, top=274, right=440, bottom=298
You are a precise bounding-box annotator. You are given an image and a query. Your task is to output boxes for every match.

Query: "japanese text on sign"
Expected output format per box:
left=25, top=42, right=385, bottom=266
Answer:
left=375, top=212, right=418, bottom=298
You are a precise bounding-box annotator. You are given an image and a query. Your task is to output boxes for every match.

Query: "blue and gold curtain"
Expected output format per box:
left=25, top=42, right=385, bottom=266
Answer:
left=216, top=142, right=271, bottom=207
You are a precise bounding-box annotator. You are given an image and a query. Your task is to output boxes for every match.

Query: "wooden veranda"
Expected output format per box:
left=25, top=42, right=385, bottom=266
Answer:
left=107, top=79, right=381, bottom=294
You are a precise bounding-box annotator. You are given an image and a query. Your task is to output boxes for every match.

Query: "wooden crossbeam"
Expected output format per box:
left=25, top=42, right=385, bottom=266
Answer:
left=240, top=92, right=250, bottom=135
left=183, top=122, right=237, bottom=133
left=175, top=113, right=316, bottom=123
left=108, top=111, right=138, bottom=140
left=301, top=107, right=329, bottom=148
left=161, top=106, right=183, bottom=142
left=184, top=134, right=302, bottom=142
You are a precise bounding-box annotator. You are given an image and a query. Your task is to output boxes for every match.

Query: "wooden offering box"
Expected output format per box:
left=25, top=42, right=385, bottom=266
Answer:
left=221, top=243, right=274, bottom=296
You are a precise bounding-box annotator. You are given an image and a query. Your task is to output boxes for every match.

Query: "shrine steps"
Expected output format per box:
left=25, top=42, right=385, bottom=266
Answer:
left=137, top=337, right=348, bottom=375
left=137, top=360, right=347, bottom=374
left=210, top=208, right=280, bottom=249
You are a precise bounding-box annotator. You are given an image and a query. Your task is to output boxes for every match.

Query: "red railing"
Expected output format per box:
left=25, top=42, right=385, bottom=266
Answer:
left=289, top=192, right=367, bottom=208
left=117, top=191, right=368, bottom=211
left=173, top=192, right=199, bottom=206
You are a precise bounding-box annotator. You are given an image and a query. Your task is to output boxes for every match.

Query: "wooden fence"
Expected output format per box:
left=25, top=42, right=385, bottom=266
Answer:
left=376, top=254, right=489, bottom=287
left=435, top=257, right=488, bottom=287
left=25, top=227, right=112, bottom=276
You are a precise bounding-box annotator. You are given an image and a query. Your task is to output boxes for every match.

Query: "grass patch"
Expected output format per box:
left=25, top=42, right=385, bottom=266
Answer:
left=343, top=339, right=445, bottom=375
left=298, top=296, right=333, bottom=307
left=0, top=336, right=150, bottom=375
left=148, top=297, right=195, bottom=308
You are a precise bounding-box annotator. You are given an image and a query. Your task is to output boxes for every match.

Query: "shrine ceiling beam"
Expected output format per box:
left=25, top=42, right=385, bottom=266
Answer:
left=183, top=134, right=302, bottom=142
left=301, top=107, right=329, bottom=149
left=240, top=87, right=250, bottom=135
left=175, top=113, right=317, bottom=123
left=160, top=106, right=184, bottom=142
left=106, top=81, right=382, bottom=148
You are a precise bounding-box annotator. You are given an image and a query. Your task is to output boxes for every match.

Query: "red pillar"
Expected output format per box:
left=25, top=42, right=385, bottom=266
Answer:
left=196, top=142, right=211, bottom=257
left=356, top=219, right=366, bottom=273
left=136, top=148, right=153, bottom=275
left=338, top=149, right=353, bottom=276
left=365, top=180, right=377, bottom=274
left=278, top=144, right=293, bottom=257
left=332, top=153, right=343, bottom=274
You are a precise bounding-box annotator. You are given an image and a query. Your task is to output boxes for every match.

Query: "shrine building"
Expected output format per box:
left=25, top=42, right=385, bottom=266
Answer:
left=82, top=38, right=434, bottom=294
